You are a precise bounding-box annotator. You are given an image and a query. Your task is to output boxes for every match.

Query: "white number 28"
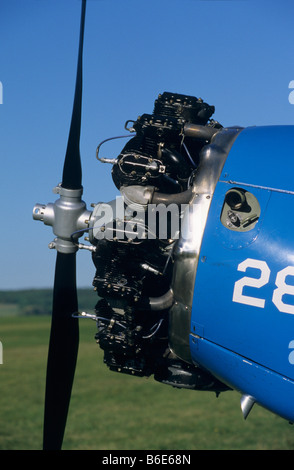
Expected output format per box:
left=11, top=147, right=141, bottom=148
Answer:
left=232, top=258, right=294, bottom=314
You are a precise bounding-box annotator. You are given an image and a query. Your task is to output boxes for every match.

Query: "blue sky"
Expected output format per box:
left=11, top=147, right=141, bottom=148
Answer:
left=0, top=0, right=294, bottom=290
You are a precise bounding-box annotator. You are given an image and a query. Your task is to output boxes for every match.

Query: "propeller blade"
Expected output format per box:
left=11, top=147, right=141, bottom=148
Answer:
left=43, top=0, right=87, bottom=450
left=62, top=0, right=86, bottom=190
left=43, top=252, right=79, bottom=450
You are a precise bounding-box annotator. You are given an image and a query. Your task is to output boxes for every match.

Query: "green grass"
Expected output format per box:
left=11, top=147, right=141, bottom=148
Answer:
left=0, top=314, right=294, bottom=450
left=0, top=288, right=97, bottom=316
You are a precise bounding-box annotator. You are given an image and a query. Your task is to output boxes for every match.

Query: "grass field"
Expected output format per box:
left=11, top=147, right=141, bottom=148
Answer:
left=0, top=313, right=294, bottom=450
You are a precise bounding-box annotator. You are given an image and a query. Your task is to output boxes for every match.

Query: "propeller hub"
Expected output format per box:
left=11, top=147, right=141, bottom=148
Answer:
left=33, top=184, right=92, bottom=254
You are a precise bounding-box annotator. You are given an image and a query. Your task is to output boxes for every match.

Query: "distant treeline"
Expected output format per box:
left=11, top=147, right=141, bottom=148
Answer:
left=0, top=288, right=99, bottom=316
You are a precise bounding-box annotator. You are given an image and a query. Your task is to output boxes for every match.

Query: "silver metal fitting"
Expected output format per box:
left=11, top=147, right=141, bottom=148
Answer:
left=33, top=183, right=92, bottom=254
left=120, top=185, right=155, bottom=211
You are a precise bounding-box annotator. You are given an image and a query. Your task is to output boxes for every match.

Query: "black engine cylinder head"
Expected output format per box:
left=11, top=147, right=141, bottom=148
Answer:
left=153, top=91, right=215, bottom=125
left=111, top=91, right=221, bottom=192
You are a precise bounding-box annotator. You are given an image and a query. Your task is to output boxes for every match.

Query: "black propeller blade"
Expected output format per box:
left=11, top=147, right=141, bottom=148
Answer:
left=62, top=0, right=86, bottom=191
left=43, top=0, right=87, bottom=450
